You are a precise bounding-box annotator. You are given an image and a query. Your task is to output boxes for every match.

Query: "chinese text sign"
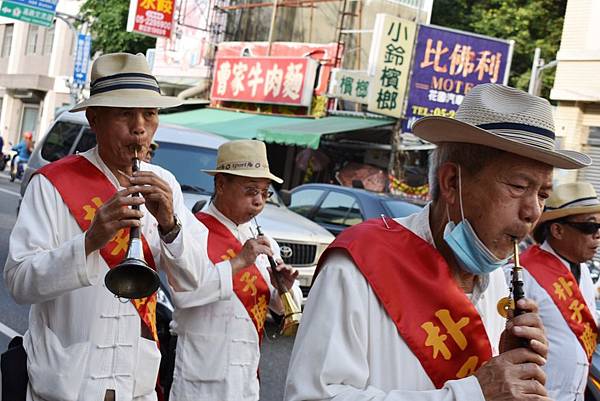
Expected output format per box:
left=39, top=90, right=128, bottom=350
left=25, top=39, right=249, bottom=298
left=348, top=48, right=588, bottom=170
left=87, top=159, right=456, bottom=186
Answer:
left=127, top=0, right=176, bottom=39
left=367, top=14, right=417, bottom=119
left=210, top=57, right=318, bottom=107
left=329, top=69, right=370, bottom=104
left=403, top=24, right=512, bottom=131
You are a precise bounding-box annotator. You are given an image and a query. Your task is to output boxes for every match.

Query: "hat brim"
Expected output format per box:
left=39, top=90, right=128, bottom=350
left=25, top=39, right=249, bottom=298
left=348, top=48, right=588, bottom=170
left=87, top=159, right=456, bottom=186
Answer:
left=412, top=116, right=591, bottom=169
left=202, top=169, right=284, bottom=184
left=69, top=89, right=182, bottom=112
left=539, top=205, right=600, bottom=223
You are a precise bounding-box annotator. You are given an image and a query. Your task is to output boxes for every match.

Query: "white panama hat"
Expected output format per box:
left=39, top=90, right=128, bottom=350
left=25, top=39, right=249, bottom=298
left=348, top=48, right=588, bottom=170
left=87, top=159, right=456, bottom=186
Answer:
left=539, top=182, right=600, bottom=223
left=202, top=140, right=283, bottom=184
left=412, top=83, right=591, bottom=169
left=70, top=53, right=182, bottom=112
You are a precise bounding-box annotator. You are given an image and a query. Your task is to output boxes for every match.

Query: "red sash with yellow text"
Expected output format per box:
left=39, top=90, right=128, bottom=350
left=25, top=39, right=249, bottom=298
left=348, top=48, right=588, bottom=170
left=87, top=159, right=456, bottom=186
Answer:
left=195, top=212, right=271, bottom=340
left=521, top=245, right=598, bottom=360
left=317, top=218, right=493, bottom=388
left=36, top=155, right=159, bottom=344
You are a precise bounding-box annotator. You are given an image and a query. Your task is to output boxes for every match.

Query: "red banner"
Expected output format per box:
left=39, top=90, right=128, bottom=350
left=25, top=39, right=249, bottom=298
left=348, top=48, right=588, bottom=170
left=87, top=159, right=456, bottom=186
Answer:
left=127, top=0, right=176, bottom=39
left=210, top=57, right=318, bottom=107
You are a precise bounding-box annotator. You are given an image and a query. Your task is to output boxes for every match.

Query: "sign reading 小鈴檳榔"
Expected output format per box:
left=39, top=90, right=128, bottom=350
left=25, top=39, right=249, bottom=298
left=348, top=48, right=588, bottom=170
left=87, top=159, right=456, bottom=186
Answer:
left=367, top=14, right=417, bottom=118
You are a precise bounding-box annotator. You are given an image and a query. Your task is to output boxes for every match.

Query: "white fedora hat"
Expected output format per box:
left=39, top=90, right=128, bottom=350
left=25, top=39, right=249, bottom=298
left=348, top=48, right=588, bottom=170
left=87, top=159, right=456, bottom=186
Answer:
left=203, top=140, right=283, bottom=184
left=412, top=83, right=591, bottom=169
left=70, top=53, right=182, bottom=112
left=539, top=182, right=600, bottom=223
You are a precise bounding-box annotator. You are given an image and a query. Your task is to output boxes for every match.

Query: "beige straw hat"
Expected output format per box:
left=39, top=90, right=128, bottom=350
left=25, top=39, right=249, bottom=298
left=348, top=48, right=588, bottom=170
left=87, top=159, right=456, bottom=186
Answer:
left=412, top=83, right=591, bottom=169
left=203, top=140, right=283, bottom=183
left=70, top=53, right=181, bottom=112
left=538, top=182, right=600, bottom=223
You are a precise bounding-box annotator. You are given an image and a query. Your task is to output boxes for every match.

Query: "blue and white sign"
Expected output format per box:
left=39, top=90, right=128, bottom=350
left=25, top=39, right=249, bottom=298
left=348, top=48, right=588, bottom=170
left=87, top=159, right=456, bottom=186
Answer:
left=73, top=33, right=92, bottom=86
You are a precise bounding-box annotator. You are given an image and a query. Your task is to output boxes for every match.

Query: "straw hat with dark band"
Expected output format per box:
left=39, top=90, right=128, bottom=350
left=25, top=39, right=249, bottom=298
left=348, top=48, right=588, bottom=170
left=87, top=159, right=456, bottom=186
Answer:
left=70, top=53, right=181, bottom=112
left=412, top=83, right=591, bottom=169
left=538, top=182, right=600, bottom=223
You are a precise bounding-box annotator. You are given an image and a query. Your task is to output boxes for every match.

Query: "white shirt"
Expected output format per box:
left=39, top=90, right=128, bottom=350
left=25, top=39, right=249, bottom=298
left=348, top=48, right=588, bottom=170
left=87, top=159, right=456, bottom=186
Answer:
left=285, top=205, right=509, bottom=401
left=3, top=147, right=209, bottom=401
left=168, top=202, right=302, bottom=401
left=504, top=242, right=598, bottom=401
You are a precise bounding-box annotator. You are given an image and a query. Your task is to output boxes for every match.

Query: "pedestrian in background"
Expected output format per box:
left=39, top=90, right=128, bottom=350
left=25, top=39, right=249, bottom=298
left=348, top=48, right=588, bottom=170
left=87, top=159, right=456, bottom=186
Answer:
left=285, top=83, right=591, bottom=401
left=514, top=181, right=600, bottom=401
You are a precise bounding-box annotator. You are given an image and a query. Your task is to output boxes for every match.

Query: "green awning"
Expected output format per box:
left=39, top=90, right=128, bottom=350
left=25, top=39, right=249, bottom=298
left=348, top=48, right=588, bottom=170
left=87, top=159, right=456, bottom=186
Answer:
left=159, top=108, right=394, bottom=149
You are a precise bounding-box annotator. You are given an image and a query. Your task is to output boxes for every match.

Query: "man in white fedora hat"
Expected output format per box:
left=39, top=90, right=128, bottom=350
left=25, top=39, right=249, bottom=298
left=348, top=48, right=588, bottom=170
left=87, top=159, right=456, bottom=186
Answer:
left=511, top=182, right=600, bottom=401
left=285, top=83, right=592, bottom=401
left=4, top=53, right=212, bottom=401
left=167, top=139, right=302, bottom=401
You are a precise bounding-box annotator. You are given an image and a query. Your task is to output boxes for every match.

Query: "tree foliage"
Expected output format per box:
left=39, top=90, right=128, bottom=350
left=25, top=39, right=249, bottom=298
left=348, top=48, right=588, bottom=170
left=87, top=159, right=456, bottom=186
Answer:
left=431, top=0, right=567, bottom=98
left=79, top=0, right=156, bottom=56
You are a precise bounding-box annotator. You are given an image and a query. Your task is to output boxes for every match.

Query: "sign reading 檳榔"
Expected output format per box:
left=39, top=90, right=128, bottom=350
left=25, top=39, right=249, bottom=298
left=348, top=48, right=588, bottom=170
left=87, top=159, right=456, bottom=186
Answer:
left=329, top=69, right=371, bottom=105
left=367, top=14, right=417, bottom=118
left=210, top=57, right=318, bottom=107
left=127, top=0, right=176, bottom=39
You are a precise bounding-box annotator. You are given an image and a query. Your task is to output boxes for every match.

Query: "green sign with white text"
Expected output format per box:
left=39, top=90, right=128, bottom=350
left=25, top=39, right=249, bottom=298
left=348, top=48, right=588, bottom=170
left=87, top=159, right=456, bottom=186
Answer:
left=0, top=0, right=55, bottom=28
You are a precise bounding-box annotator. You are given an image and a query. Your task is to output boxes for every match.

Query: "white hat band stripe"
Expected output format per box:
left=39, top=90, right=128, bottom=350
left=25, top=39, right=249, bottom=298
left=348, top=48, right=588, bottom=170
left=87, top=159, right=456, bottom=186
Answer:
left=91, top=73, right=161, bottom=96
left=93, top=77, right=159, bottom=89
left=92, top=72, right=159, bottom=86
left=490, top=130, right=555, bottom=150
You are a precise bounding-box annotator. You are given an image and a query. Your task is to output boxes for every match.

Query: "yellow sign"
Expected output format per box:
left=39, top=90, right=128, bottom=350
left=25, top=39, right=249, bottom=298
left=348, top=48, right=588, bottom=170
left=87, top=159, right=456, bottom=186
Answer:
left=367, top=14, right=417, bottom=118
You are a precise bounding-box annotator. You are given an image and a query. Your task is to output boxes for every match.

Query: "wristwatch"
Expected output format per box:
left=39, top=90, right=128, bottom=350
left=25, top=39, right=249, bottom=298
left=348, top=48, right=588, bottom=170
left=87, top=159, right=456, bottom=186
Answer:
left=159, top=214, right=182, bottom=243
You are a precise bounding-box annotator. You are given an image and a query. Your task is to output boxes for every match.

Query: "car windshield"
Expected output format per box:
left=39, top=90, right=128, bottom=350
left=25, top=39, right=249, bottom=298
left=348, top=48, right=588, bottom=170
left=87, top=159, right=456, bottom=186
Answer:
left=152, top=141, right=281, bottom=206
left=382, top=199, right=421, bottom=218
left=152, top=141, right=216, bottom=194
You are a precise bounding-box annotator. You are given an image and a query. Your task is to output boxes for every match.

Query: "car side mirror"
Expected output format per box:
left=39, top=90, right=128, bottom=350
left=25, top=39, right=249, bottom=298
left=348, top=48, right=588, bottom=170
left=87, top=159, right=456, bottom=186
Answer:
left=279, top=189, right=291, bottom=207
left=191, top=199, right=207, bottom=214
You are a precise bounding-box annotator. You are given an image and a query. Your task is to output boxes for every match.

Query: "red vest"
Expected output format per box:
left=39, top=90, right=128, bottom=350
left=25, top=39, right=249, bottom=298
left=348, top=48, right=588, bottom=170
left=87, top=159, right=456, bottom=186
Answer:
left=195, top=212, right=271, bottom=341
left=521, top=245, right=598, bottom=360
left=317, top=218, right=493, bottom=388
left=36, top=155, right=159, bottom=344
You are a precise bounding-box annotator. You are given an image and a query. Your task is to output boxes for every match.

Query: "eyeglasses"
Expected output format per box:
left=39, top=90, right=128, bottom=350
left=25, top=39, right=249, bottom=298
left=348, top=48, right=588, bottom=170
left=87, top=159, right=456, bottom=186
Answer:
left=561, top=221, right=600, bottom=235
left=244, top=187, right=273, bottom=199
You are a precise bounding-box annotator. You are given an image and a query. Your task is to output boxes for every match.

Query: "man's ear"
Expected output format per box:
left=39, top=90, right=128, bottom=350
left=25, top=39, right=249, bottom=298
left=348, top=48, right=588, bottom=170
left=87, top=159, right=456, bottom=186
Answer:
left=85, top=107, right=97, bottom=129
left=549, top=222, right=564, bottom=240
left=437, top=163, right=460, bottom=206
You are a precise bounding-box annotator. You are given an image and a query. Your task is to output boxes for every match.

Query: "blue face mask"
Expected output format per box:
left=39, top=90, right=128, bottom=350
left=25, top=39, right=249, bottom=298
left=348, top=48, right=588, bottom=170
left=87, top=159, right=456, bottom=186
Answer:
left=443, top=166, right=510, bottom=275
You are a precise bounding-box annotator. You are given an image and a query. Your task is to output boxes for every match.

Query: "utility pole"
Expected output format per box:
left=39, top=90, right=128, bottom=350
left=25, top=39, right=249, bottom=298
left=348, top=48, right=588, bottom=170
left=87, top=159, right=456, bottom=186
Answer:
left=55, top=11, right=87, bottom=105
left=528, top=47, right=558, bottom=96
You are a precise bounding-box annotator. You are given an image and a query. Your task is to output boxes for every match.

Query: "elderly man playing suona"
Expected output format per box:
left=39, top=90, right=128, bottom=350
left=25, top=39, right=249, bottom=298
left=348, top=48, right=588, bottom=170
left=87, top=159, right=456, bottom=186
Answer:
left=168, top=139, right=302, bottom=401
left=285, top=83, right=592, bottom=401
left=510, top=182, right=600, bottom=401
left=3, top=53, right=211, bottom=401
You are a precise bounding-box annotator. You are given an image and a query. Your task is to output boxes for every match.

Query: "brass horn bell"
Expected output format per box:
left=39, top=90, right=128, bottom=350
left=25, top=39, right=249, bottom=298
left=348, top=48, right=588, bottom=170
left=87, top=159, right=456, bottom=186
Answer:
left=104, top=154, right=160, bottom=299
left=105, top=241, right=160, bottom=299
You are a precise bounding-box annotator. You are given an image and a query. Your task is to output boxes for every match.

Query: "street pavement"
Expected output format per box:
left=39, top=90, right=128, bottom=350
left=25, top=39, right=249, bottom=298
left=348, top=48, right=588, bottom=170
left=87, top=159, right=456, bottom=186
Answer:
left=0, top=170, right=295, bottom=401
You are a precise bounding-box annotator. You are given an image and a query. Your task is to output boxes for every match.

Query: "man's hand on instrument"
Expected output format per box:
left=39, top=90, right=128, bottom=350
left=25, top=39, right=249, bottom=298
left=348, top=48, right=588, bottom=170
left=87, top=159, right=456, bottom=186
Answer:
left=84, top=187, right=145, bottom=256
left=500, top=298, right=548, bottom=360
left=127, top=171, right=175, bottom=232
left=474, top=347, right=550, bottom=401
left=230, top=237, right=273, bottom=275
left=268, top=261, right=299, bottom=291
